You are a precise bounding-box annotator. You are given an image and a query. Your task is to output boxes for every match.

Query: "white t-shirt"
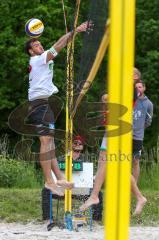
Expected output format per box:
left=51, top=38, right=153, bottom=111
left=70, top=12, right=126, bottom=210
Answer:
left=28, top=50, right=59, bottom=101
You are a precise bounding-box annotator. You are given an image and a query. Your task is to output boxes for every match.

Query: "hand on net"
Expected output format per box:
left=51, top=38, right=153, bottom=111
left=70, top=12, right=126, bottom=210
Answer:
left=76, top=20, right=94, bottom=33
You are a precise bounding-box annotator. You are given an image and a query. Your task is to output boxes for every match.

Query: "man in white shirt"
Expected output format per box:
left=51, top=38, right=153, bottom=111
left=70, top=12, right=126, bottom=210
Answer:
left=25, top=22, right=89, bottom=196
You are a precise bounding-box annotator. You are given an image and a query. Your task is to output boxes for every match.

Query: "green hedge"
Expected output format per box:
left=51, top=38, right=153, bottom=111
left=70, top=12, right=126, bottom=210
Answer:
left=0, top=157, right=42, bottom=188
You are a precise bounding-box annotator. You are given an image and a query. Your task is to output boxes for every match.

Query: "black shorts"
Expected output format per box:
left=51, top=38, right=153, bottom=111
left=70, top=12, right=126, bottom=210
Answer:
left=26, top=99, right=55, bottom=136
left=133, top=139, right=143, bottom=159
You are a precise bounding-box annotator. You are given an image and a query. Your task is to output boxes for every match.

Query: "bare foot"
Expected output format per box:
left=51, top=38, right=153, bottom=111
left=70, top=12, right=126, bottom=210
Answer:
left=133, top=197, right=147, bottom=215
left=56, top=180, right=74, bottom=190
left=79, top=197, right=99, bottom=211
left=45, top=183, right=64, bottom=196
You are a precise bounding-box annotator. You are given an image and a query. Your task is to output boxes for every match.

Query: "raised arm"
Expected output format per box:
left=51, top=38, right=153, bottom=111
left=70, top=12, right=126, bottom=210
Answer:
left=46, top=21, right=91, bottom=62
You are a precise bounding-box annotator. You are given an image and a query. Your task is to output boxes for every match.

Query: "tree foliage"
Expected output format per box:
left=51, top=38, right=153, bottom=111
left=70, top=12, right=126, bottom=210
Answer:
left=136, top=0, right=159, bottom=146
left=0, top=0, right=158, bottom=147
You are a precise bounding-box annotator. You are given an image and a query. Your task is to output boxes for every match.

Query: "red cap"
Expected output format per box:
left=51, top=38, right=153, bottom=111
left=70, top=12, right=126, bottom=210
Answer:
left=73, top=135, right=85, bottom=145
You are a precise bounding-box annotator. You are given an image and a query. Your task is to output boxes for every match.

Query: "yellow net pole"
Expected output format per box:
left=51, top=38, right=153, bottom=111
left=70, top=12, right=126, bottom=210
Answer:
left=65, top=42, right=74, bottom=212
left=65, top=0, right=81, bottom=213
left=105, top=0, right=135, bottom=240
left=117, top=0, right=135, bottom=239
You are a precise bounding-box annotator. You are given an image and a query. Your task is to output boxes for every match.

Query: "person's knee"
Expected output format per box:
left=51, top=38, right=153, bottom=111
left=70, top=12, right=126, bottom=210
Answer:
left=131, top=175, right=136, bottom=184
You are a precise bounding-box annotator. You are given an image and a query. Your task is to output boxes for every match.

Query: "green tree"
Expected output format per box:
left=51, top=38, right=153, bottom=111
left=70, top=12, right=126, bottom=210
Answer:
left=136, top=0, right=159, bottom=147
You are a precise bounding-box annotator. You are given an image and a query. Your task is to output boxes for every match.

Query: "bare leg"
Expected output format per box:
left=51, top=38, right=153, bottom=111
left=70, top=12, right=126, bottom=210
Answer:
left=80, top=150, right=106, bottom=211
left=131, top=175, right=147, bottom=215
left=132, top=158, right=140, bottom=182
left=39, top=136, right=64, bottom=196
left=50, top=138, right=64, bottom=179
left=50, top=138, right=74, bottom=189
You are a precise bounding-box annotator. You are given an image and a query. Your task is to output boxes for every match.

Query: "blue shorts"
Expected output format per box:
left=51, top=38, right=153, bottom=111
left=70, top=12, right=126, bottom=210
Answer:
left=26, top=99, right=55, bottom=136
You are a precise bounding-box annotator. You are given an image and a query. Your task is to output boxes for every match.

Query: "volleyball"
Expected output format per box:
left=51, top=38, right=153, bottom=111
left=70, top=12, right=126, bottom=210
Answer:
left=25, top=18, right=44, bottom=37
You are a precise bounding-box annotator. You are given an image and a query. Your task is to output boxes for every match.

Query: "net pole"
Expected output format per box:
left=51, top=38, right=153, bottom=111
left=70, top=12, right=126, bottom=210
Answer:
left=65, top=40, right=73, bottom=212
left=117, top=0, right=135, bottom=239
left=65, top=0, right=81, bottom=213
left=105, top=0, right=135, bottom=240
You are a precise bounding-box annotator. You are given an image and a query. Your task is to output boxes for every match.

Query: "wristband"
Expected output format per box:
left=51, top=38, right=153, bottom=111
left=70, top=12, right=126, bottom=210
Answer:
left=49, top=47, right=58, bottom=58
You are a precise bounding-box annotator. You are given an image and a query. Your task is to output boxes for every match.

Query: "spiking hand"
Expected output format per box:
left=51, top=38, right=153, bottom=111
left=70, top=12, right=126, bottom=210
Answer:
left=76, top=20, right=94, bottom=33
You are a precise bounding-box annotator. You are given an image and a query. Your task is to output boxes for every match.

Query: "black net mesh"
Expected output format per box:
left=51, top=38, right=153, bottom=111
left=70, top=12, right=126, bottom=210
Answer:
left=74, top=0, right=108, bottom=101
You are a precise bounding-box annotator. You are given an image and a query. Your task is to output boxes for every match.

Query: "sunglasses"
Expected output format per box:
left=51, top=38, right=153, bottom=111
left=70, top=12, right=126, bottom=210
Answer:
left=73, top=140, right=83, bottom=145
left=74, top=150, right=82, bottom=153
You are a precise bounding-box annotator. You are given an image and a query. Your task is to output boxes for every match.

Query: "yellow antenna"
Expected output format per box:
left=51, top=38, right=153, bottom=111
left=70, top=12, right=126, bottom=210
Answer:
left=72, top=20, right=110, bottom=118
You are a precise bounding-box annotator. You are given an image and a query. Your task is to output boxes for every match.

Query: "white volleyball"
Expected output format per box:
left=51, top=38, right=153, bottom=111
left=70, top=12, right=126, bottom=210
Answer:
left=25, top=18, right=44, bottom=37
